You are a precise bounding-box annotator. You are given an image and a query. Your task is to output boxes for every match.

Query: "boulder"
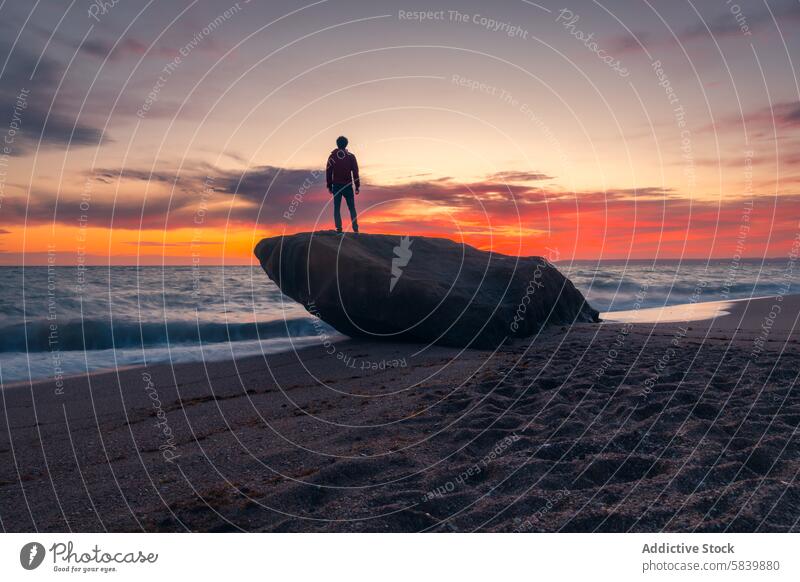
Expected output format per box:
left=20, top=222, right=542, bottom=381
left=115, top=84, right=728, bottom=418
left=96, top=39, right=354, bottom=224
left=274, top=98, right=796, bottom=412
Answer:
left=254, top=231, right=599, bottom=349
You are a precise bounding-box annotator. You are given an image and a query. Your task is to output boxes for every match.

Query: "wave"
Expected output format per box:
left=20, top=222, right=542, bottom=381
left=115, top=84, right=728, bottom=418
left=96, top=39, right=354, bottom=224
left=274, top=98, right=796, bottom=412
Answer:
left=579, top=279, right=785, bottom=293
left=0, top=317, right=325, bottom=353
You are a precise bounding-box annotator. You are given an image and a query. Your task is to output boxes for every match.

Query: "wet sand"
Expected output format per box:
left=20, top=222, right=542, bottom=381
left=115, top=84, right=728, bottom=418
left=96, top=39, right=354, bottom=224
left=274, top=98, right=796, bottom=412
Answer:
left=1, top=295, right=798, bottom=532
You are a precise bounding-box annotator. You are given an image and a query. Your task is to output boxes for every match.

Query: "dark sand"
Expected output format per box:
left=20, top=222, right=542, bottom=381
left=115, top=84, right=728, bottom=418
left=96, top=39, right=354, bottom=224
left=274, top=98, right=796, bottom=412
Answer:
left=1, top=295, right=798, bottom=532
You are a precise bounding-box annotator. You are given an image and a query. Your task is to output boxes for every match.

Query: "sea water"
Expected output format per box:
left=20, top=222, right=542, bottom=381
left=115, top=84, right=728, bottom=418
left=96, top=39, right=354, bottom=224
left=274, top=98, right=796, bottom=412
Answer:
left=0, top=259, right=794, bottom=383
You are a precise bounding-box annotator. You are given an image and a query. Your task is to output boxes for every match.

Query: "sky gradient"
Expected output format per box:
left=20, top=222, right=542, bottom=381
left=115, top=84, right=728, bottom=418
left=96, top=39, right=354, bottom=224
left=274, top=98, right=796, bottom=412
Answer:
left=1, top=0, right=799, bottom=264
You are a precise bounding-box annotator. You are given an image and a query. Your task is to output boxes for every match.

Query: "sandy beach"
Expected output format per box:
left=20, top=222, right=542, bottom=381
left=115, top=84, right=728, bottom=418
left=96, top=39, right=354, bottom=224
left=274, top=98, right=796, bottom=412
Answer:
left=1, top=294, right=798, bottom=532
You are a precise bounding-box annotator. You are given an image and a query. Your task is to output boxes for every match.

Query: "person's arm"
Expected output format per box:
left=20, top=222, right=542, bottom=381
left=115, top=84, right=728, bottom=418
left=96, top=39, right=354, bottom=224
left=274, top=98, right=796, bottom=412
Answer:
left=325, top=154, right=334, bottom=192
left=351, top=153, right=360, bottom=192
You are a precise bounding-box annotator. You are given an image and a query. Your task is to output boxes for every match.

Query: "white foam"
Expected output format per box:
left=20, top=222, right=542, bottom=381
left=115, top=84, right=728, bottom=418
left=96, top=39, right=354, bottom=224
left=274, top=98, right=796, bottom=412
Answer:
left=602, top=299, right=735, bottom=324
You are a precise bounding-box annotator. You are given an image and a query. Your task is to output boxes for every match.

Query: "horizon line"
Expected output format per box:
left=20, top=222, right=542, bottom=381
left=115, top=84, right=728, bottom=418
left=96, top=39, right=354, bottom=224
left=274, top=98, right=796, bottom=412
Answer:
left=0, top=256, right=791, bottom=267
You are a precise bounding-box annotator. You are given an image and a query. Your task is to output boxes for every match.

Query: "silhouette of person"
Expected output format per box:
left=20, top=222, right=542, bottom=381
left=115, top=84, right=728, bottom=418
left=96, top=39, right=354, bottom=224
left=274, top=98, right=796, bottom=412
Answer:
left=326, top=136, right=359, bottom=233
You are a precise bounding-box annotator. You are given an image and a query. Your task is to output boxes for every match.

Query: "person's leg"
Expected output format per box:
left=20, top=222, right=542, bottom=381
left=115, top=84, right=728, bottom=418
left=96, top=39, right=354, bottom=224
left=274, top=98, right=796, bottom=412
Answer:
left=332, top=186, right=343, bottom=232
left=344, top=190, right=358, bottom=232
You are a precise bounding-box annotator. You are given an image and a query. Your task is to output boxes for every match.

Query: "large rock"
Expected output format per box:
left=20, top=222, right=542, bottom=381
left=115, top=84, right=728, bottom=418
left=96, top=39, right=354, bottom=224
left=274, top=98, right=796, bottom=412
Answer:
left=254, top=232, right=599, bottom=349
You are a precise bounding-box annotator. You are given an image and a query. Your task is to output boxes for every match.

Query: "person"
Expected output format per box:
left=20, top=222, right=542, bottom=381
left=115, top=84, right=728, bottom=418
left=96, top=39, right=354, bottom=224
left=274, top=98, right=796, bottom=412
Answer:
left=326, top=135, right=360, bottom=233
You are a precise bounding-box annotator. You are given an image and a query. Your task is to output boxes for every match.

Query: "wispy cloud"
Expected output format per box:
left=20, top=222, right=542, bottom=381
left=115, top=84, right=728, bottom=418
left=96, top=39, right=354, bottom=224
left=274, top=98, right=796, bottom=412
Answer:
left=123, top=241, right=220, bottom=247
left=485, top=170, right=554, bottom=182
left=680, top=0, right=800, bottom=41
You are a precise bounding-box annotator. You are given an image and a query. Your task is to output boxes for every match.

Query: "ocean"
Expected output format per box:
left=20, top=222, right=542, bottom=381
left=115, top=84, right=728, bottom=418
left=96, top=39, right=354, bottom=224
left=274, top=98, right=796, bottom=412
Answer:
left=0, top=259, right=795, bottom=383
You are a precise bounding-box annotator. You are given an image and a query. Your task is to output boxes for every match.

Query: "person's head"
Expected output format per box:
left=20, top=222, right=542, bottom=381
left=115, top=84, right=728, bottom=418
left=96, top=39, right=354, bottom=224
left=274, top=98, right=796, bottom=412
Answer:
left=336, top=135, right=348, bottom=149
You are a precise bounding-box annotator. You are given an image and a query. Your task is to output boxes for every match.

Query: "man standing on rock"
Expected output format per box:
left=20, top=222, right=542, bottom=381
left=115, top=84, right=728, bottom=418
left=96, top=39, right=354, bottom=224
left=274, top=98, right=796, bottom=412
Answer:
left=326, top=135, right=360, bottom=233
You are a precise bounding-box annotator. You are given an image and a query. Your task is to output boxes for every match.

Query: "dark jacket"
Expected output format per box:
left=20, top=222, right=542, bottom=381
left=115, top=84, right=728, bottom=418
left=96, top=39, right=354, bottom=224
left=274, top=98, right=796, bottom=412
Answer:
left=326, top=148, right=360, bottom=190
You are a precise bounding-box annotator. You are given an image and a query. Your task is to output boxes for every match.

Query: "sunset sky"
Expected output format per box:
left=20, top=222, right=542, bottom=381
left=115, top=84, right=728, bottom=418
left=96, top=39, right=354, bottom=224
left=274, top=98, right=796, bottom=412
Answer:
left=0, top=0, right=798, bottom=264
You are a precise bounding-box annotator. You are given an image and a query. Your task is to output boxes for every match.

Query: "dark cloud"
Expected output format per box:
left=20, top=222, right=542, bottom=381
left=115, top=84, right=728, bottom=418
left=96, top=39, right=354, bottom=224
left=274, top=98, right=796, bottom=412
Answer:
left=0, top=41, right=108, bottom=155
left=606, top=1, right=800, bottom=54
left=217, top=165, right=324, bottom=201
left=680, top=0, right=800, bottom=41
left=77, top=30, right=224, bottom=61
left=79, top=38, right=151, bottom=61
left=0, top=187, right=200, bottom=230
left=780, top=102, right=800, bottom=126
left=693, top=147, right=800, bottom=168
left=93, top=168, right=182, bottom=185
left=603, top=32, right=653, bottom=54
left=77, top=33, right=222, bottom=62
left=700, top=100, right=800, bottom=137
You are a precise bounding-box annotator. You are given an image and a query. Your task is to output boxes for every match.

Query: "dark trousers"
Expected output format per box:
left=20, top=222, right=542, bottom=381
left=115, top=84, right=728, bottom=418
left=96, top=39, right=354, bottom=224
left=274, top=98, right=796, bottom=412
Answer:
left=331, top=183, right=358, bottom=232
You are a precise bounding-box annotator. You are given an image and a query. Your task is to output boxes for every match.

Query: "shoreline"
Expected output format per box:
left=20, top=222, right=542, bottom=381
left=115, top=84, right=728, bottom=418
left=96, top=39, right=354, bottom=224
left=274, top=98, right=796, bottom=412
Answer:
left=6, top=294, right=796, bottom=393
left=0, top=295, right=797, bottom=532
